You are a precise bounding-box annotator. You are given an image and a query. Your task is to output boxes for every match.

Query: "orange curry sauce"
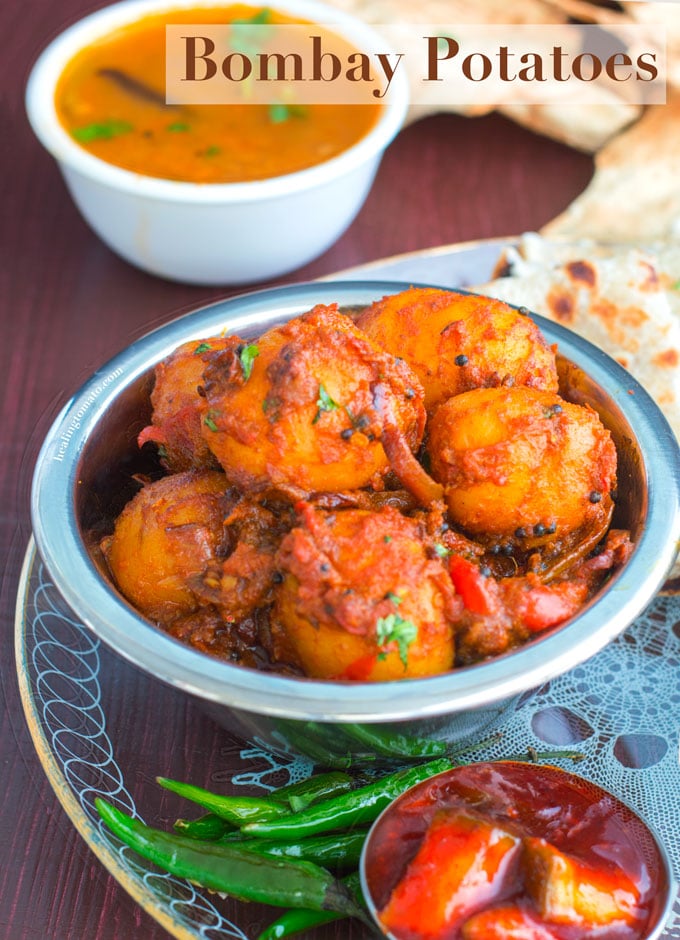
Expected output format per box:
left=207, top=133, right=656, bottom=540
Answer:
left=55, top=5, right=381, bottom=183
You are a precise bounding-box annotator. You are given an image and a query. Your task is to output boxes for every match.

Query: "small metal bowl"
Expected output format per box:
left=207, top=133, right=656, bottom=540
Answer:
left=360, top=761, right=677, bottom=940
left=30, top=281, right=680, bottom=756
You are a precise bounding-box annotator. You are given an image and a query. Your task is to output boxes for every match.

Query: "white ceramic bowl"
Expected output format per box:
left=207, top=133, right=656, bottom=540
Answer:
left=25, top=0, right=409, bottom=285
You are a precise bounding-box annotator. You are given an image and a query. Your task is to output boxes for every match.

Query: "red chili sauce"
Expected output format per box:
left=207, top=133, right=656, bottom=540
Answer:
left=362, top=762, right=669, bottom=940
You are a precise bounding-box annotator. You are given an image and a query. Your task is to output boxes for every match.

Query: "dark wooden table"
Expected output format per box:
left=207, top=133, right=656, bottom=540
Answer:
left=0, top=1, right=598, bottom=936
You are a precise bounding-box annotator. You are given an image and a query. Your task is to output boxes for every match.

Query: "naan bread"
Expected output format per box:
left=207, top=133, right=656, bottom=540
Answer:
left=542, top=95, right=680, bottom=243
left=476, top=233, right=680, bottom=442
left=622, top=1, right=680, bottom=88
left=326, top=0, right=644, bottom=149
left=473, top=233, right=680, bottom=588
left=326, top=0, right=671, bottom=153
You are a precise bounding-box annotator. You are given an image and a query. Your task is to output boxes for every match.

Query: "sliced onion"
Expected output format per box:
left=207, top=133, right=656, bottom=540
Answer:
left=538, top=497, right=615, bottom=582
left=373, top=381, right=444, bottom=507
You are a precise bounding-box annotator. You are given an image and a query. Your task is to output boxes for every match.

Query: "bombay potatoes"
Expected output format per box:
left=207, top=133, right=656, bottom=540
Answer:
left=138, top=335, right=240, bottom=472
left=101, top=287, right=630, bottom=681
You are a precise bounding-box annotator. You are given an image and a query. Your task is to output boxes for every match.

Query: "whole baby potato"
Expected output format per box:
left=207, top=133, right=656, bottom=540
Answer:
left=200, top=304, right=425, bottom=493
left=273, top=503, right=460, bottom=680
left=427, top=387, right=617, bottom=545
left=356, top=287, right=559, bottom=411
left=102, top=469, right=226, bottom=623
left=138, top=335, right=241, bottom=472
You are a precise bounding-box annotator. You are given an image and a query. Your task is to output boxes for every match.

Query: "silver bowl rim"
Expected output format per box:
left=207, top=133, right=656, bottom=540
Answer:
left=358, top=761, right=679, bottom=940
left=30, top=279, right=680, bottom=722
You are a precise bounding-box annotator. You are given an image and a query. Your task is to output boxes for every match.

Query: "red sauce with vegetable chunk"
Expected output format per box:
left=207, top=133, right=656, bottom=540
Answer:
left=362, top=762, right=669, bottom=940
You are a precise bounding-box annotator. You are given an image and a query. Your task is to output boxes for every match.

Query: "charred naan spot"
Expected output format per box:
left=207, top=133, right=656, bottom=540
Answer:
left=547, top=288, right=574, bottom=323
left=493, top=258, right=514, bottom=278
left=653, top=348, right=680, bottom=368
left=566, top=260, right=596, bottom=287
left=591, top=301, right=646, bottom=351
left=493, top=261, right=512, bottom=277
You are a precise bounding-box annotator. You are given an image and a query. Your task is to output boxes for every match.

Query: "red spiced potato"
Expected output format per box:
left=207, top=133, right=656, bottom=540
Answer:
left=273, top=503, right=460, bottom=680
left=356, top=287, right=559, bottom=411
left=101, top=469, right=227, bottom=623
left=427, top=386, right=617, bottom=560
left=200, top=303, right=426, bottom=493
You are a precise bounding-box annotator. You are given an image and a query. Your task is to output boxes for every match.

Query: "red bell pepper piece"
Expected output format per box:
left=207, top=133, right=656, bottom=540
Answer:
left=449, top=555, right=495, bottom=616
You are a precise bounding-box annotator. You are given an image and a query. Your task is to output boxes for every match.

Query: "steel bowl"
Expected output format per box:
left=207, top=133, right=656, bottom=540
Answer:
left=30, top=281, right=680, bottom=757
left=359, top=761, right=677, bottom=940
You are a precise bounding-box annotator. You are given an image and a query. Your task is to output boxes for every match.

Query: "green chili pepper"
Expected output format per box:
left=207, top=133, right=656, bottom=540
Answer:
left=275, top=723, right=356, bottom=769
left=274, top=719, right=379, bottom=769
left=267, top=771, right=354, bottom=812
left=174, top=811, right=233, bottom=841
left=242, top=758, right=453, bottom=840
left=257, top=872, right=364, bottom=939
left=157, top=777, right=289, bottom=825
left=173, top=772, right=355, bottom=837
left=236, top=829, right=368, bottom=870
left=257, top=907, right=343, bottom=940
left=339, top=723, right=448, bottom=760
left=301, top=721, right=378, bottom=768
left=96, top=798, right=368, bottom=920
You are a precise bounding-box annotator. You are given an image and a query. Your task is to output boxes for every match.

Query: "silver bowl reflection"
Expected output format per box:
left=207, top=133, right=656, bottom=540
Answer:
left=30, top=281, right=680, bottom=760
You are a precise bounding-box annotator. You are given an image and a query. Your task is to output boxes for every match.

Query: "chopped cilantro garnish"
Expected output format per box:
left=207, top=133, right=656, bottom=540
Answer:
left=383, top=535, right=392, bottom=543
left=232, top=7, right=272, bottom=24
left=313, top=384, right=339, bottom=424
left=433, top=543, right=451, bottom=558
left=167, top=121, right=190, bottom=133
left=194, top=342, right=212, bottom=354
left=673, top=279, right=680, bottom=290
left=238, top=343, right=260, bottom=381
left=203, top=145, right=221, bottom=157
left=72, top=120, right=133, bottom=143
left=231, top=8, right=273, bottom=57
left=268, top=103, right=308, bottom=124
left=204, top=413, right=219, bottom=432
left=386, top=592, right=402, bottom=605
left=376, top=613, right=417, bottom=668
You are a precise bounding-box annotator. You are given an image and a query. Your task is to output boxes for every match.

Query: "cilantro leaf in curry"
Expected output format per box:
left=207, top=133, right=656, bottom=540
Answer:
left=71, top=120, right=133, bottom=143
left=376, top=614, right=418, bottom=668
left=313, top=384, right=340, bottom=424
left=238, top=343, right=260, bottom=381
